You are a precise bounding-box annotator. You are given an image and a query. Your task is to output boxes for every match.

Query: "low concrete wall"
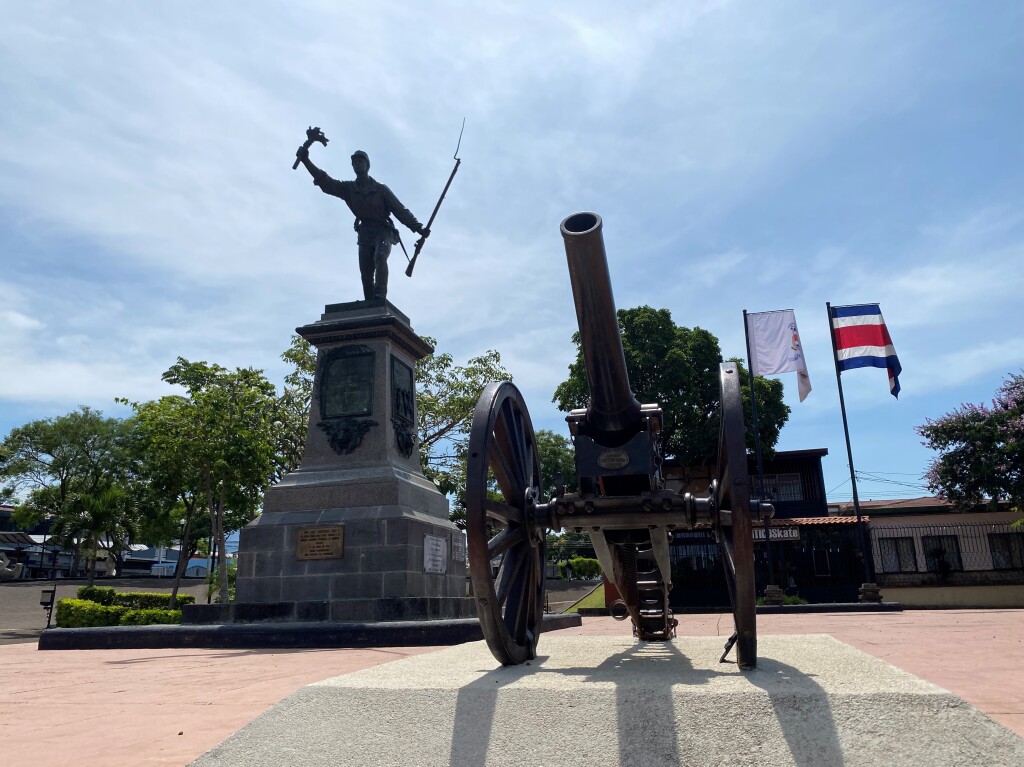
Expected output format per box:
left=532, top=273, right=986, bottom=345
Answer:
left=883, top=584, right=1024, bottom=608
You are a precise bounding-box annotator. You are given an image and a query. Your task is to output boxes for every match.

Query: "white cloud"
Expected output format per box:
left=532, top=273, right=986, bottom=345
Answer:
left=0, top=1, right=1022, bottom=506
left=0, top=309, right=44, bottom=333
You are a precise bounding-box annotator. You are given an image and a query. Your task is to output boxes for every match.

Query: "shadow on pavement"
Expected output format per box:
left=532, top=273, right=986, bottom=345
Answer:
left=447, top=638, right=843, bottom=766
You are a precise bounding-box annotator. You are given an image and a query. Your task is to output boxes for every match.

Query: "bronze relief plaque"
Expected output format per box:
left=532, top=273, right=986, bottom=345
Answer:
left=320, top=346, right=375, bottom=419
left=390, top=355, right=416, bottom=458
left=296, top=525, right=345, bottom=560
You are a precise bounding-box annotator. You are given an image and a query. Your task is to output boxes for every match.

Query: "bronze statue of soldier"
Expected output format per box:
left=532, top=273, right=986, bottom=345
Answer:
left=296, top=139, right=429, bottom=301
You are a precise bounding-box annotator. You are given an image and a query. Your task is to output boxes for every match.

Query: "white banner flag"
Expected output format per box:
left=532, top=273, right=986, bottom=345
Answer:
left=745, top=309, right=812, bottom=401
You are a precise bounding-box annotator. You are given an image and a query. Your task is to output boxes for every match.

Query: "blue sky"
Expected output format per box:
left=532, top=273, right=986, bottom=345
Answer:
left=2, top=2, right=1022, bottom=503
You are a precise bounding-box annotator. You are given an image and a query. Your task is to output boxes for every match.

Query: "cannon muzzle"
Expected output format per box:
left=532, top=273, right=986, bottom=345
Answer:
left=561, top=212, right=642, bottom=435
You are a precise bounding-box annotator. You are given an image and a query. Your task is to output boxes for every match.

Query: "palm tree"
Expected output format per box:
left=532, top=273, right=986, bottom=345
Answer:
left=55, top=486, right=138, bottom=585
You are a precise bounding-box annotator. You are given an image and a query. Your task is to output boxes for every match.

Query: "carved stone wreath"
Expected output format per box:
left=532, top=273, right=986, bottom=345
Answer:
left=391, top=417, right=416, bottom=459
left=318, top=417, right=377, bottom=455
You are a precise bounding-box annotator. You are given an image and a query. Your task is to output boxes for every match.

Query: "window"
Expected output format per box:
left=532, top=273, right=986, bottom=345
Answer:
left=922, top=535, right=962, bottom=574
left=759, top=473, right=804, bottom=502
left=878, top=537, right=917, bottom=573
left=989, top=533, right=1024, bottom=570
left=811, top=547, right=831, bottom=576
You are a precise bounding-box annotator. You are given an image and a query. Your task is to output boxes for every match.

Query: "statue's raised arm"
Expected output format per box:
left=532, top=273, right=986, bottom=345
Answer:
left=292, top=126, right=428, bottom=302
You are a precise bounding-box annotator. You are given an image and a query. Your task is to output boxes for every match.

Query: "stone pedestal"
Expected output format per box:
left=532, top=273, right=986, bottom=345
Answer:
left=858, top=582, right=883, bottom=604
left=762, top=584, right=785, bottom=606
left=230, top=300, right=472, bottom=623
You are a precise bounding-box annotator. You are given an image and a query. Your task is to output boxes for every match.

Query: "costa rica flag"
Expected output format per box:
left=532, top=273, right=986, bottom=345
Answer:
left=829, top=304, right=902, bottom=398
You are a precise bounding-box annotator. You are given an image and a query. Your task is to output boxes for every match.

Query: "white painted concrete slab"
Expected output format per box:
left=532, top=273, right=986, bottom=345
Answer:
left=191, top=635, right=1024, bottom=766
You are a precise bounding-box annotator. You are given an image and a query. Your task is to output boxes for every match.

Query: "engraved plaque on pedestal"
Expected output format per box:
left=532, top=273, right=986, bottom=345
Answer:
left=296, top=526, right=345, bottom=560
left=452, top=534, right=467, bottom=563
left=423, top=534, right=448, bottom=573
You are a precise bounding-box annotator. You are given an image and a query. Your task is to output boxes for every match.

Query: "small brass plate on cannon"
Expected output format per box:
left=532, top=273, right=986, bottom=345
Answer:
left=598, top=449, right=630, bottom=470
left=296, top=526, right=344, bottom=560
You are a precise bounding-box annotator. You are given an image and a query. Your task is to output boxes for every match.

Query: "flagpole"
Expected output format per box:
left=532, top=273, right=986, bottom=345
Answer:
left=826, top=302, right=873, bottom=585
left=743, top=310, right=774, bottom=590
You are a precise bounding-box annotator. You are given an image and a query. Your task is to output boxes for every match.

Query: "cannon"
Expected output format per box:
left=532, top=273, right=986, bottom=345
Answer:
left=465, top=212, right=771, bottom=667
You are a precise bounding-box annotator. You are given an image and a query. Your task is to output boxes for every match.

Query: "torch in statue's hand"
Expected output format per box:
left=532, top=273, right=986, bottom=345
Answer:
left=292, top=126, right=329, bottom=170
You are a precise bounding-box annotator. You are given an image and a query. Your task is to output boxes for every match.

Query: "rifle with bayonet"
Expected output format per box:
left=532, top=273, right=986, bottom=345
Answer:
left=406, top=120, right=464, bottom=278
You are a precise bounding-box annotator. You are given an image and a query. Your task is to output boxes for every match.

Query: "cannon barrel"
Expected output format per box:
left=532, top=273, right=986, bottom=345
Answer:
left=560, top=212, right=642, bottom=435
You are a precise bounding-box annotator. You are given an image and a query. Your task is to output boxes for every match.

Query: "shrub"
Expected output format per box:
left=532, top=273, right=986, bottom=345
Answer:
left=56, top=599, right=185, bottom=627
left=167, top=593, right=196, bottom=608
left=756, top=594, right=810, bottom=607
left=564, top=556, right=602, bottom=580
left=74, top=588, right=195, bottom=610
left=56, top=598, right=129, bottom=628
left=206, top=559, right=237, bottom=603
left=119, top=608, right=182, bottom=626
left=110, top=592, right=195, bottom=609
left=77, top=585, right=116, bottom=605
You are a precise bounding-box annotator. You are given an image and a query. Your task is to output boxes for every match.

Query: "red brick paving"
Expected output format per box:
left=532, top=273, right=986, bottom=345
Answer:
left=0, top=609, right=1020, bottom=766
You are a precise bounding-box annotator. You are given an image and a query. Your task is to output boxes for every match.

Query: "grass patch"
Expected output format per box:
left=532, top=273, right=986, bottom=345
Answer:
left=756, top=594, right=810, bottom=606
left=563, top=583, right=605, bottom=613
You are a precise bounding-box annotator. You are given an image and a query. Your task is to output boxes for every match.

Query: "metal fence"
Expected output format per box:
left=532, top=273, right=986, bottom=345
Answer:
left=668, top=524, right=867, bottom=607
left=869, top=521, right=1024, bottom=588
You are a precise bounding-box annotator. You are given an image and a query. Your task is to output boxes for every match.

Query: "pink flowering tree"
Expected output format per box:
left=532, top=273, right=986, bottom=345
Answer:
left=917, top=372, right=1024, bottom=514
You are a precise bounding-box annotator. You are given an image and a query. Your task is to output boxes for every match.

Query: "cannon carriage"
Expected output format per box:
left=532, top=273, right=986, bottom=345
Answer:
left=465, top=212, right=771, bottom=668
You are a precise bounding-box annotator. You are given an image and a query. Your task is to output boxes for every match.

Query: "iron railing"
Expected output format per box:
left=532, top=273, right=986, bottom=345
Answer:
left=869, top=521, right=1024, bottom=587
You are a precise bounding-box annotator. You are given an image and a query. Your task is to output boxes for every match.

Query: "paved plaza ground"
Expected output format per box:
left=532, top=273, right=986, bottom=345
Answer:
left=2, top=580, right=1022, bottom=766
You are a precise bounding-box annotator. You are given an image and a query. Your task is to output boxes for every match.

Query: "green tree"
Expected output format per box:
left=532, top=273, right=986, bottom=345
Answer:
left=535, top=430, right=594, bottom=564
left=417, top=342, right=511, bottom=527
left=51, top=485, right=138, bottom=586
left=0, top=407, right=134, bottom=570
left=552, top=306, right=789, bottom=466
left=546, top=530, right=597, bottom=562
left=275, top=335, right=316, bottom=481
left=536, top=429, right=578, bottom=500
left=731, top=357, right=790, bottom=460
left=918, top=372, right=1024, bottom=513
left=121, top=394, right=215, bottom=606
left=159, top=358, right=280, bottom=600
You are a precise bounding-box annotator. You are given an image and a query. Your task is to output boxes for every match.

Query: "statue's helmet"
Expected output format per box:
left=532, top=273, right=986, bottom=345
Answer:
left=351, top=150, right=370, bottom=167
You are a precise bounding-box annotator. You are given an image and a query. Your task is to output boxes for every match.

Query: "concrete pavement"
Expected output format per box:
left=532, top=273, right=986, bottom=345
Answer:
left=191, top=634, right=1024, bottom=767
left=1, top=609, right=1021, bottom=766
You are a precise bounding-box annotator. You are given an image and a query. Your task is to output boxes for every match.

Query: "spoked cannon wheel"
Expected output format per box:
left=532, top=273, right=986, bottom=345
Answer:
left=466, top=382, right=547, bottom=665
left=712, top=362, right=758, bottom=668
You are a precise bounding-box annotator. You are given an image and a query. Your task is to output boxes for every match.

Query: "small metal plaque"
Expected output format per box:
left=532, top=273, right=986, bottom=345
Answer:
left=451, top=534, right=467, bottom=563
left=598, top=448, right=630, bottom=470
left=296, top=526, right=344, bottom=560
left=423, top=534, right=448, bottom=573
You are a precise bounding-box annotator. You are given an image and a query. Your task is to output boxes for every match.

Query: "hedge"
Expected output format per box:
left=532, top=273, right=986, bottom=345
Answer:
left=56, top=599, right=184, bottom=628
left=119, top=608, right=182, bottom=626
left=56, top=599, right=129, bottom=628
left=77, top=586, right=117, bottom=605
left=561, top=556, right=602, bottom=580
left=76, top=586, right=195, bottom=609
